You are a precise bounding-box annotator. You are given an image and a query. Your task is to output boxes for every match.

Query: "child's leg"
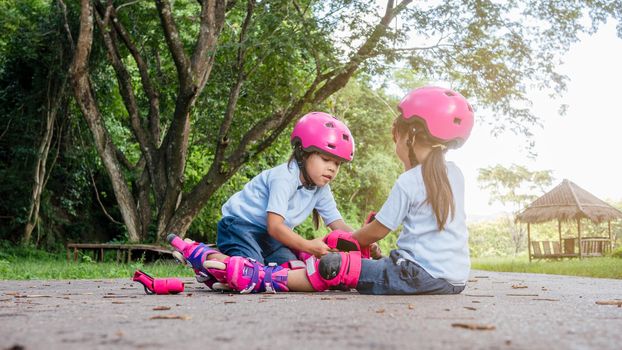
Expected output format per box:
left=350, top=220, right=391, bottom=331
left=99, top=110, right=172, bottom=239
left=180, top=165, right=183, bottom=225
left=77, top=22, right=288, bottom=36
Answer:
left=356, top=250, right=463, bottom=295
left=216, top=216, right=265, bottom=263
left=209, top=251, right=363, bottom=293
left=263, top=245, right=299, bottom=266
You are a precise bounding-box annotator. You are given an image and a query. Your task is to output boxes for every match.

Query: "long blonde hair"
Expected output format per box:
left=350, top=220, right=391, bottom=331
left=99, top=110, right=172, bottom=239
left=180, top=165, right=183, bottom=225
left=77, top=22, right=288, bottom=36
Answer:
left=392, top=117, right=455, bottom=230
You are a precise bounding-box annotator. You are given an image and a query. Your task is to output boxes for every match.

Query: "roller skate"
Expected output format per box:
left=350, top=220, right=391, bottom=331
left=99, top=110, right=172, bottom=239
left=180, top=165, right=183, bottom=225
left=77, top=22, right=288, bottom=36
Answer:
left=167, top=233, right=228, bottom=289
left=205, top=256, right=290, bottom=294
left=132, top=270, right=184, bottom=295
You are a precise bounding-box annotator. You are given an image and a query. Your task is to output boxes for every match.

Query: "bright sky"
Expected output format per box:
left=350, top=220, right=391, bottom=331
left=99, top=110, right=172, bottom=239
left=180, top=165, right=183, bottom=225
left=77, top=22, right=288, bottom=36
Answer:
left=448, top=21, right=622, bottom=218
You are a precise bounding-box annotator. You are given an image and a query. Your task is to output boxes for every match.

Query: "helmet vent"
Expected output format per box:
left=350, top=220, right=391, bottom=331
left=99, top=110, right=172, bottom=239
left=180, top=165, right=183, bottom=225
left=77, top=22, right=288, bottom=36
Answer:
left=325, top=122, right=335, bottom=128
left=453, top=117, right=462, bottom=125
left=444, top=91, right=455, bottom=97
left=327, top=143, right=336, bottom=149
left=342, top=134, right=349, bottom=141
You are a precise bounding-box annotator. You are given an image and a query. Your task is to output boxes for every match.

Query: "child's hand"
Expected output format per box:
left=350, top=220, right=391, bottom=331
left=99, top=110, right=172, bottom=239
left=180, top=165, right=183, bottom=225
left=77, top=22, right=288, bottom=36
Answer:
left=370, top=242, right=382, bottom=259
left=306, top=238, right=334, bottom=258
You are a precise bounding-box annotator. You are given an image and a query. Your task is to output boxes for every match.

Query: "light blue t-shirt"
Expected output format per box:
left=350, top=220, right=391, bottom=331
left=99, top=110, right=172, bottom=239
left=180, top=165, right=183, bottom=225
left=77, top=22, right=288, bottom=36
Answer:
left=374, top=161, right=470, bottom=285
left=222, top=162, right=343, bottom=229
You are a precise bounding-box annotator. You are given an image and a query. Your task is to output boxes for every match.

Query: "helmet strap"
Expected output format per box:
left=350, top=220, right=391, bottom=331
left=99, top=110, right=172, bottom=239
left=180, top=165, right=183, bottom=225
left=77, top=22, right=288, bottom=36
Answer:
left=294, top=145, right=316, bottom=190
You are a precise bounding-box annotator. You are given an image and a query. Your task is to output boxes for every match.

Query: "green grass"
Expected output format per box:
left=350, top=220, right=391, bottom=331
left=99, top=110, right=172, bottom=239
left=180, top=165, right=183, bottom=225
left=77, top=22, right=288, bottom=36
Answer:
left=472, top=256, right=622, bottom=279
left=0, top=259, right=194, bottom=280
left=2, top=243, right=621, bottom=280
left=0, top=244, right=194, bottom=280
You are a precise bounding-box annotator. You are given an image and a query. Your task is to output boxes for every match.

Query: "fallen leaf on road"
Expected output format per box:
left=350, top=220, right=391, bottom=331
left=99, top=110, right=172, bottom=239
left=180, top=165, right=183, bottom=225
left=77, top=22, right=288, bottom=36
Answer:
left=595, top=300, right=622, bottom=307
left=376, top=308, right=385, bottom=313
left=224, top=301, right=236, bottom=304
left=408, top=304, right=415, bottom=310
left=153, top=306, right=171, bottom=310
left=463, top=307, right=477, bottom=311
left=14, top=295, right=52, bottom=298
left=452, top=323, right=495, bottom=331
left=111, top=301, right=124, bottom=304
left=149, top=314, right=191, bottom=320
left=511, top=285, right=528, bottom=289
left=533, top=298, right=559, bottom=301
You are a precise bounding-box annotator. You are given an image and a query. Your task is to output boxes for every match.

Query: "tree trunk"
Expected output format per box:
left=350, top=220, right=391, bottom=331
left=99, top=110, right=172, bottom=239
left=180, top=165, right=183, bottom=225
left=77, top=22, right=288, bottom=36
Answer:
left=69, top=0, right=141, bottom=241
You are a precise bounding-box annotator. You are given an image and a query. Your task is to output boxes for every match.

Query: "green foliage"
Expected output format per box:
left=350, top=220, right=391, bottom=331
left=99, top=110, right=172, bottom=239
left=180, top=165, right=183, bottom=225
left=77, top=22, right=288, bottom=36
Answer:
left=478, top=164, right=554, bottom=212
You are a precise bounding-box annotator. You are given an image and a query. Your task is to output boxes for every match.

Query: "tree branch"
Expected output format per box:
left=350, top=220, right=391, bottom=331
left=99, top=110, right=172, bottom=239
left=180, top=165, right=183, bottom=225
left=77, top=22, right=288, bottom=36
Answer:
left=106, top=4, right=161, bottom=144
left=214, top=0, right=255, bottom=165
left=155, top=0, right=191, bottom=87
left=192, top=0, right=227, bottom=90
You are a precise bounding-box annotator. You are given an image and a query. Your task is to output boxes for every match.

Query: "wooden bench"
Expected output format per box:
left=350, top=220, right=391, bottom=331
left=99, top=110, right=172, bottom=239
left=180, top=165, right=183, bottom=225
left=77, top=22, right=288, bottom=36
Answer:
left=580, top=237, right=612, bottom=257
left=530, top=240, right=578, bottom=260
left=66, top=243, right=174, bottom=263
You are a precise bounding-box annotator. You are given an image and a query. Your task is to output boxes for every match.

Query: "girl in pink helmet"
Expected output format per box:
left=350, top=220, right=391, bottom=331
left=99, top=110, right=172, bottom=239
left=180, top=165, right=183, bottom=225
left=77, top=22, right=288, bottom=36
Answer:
left=168, top=112, right=358, bottom=289
left=171, top=86, right=474, bottom=295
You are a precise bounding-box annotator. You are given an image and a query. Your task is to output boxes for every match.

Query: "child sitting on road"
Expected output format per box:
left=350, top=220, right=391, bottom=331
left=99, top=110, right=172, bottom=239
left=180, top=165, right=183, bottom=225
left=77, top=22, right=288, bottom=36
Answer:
left=171, top=112, right=376, bottom=288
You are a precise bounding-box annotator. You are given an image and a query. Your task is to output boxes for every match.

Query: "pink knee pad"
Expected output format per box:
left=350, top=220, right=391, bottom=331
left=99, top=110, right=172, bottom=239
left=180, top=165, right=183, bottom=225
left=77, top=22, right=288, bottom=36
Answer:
left=305, top=251, right=361, bottom=291
left=133, top=270, right=184, bottom=295
left=224, top=256, right=290, bottom=293
left=323, top=230, right=371, bottom=259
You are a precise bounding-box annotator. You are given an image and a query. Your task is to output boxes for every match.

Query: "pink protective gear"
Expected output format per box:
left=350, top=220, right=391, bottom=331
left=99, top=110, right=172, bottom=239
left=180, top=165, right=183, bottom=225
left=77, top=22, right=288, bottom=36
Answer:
left=290, top=112, right=355, bottom=162
left=220, top=256, right=290, bottom=293
left=132, top=270, right=184, bottom=295
left=323, top=230, right=371, bottom=259
left=167, top=233, right=227, bottom=289
left=305, top=251, right=362, bottom=291
left=398, top=86, right=474, bottom=148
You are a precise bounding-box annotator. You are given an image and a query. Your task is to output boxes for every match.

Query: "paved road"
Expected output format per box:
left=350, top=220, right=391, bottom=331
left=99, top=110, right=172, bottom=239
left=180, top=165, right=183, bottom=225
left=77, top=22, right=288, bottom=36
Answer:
left=1, top=270, right=621, bottom=350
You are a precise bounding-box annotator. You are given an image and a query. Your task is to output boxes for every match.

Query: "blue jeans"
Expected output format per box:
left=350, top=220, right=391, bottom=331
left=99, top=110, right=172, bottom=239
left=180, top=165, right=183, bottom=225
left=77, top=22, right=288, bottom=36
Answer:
left=216, top=216, right=297, bottom=265
left=356, top=250, right=466, bottom=295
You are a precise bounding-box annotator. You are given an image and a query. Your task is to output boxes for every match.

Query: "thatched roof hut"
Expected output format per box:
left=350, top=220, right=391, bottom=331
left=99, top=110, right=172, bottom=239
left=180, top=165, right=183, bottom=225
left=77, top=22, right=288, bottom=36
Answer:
left=516, top=179, right=622, bottom=224
left=516, top=179, right=622, bottom=261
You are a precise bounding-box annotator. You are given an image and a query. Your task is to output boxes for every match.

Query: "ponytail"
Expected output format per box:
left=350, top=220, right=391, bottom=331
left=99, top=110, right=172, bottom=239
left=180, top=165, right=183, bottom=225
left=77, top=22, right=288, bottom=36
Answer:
left=312, top=209, right=322, bottom=230
left=421, top=146, right=454, bottom=231
left=393, top=117, right=455, bottom=231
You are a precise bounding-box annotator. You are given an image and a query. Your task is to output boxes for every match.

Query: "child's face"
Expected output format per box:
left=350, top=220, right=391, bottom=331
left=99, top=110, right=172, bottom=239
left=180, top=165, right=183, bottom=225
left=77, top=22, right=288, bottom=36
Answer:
left=305, top=153, right=341, bottom=187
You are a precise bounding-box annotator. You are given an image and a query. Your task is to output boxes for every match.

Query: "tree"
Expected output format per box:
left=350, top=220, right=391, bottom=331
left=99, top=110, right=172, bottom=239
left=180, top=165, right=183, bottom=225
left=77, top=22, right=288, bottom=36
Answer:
left=63, top=0, right=621, bottom=241
left=478, top=164, right=554, bottom=255
left=66, top=0, right=413, bottom=241
left=0, top=0, right=73, bottom=244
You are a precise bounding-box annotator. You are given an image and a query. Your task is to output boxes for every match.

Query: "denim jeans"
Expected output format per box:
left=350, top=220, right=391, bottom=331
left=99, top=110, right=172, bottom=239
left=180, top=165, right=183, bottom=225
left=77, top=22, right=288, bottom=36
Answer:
left=356, top=250, right=466, bottom=295
left=216, top=216, right=297, bottom=265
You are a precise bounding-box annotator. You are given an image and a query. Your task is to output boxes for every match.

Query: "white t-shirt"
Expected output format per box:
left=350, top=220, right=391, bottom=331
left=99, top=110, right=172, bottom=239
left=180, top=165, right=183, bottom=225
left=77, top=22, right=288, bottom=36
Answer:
left=374, top=161, right=470, bottom=285
left=222, top=162, right=343, bottom=229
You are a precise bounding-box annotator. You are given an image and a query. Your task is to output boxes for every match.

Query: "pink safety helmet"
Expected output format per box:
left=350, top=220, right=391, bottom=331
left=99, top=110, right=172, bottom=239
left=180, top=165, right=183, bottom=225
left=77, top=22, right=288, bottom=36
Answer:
left=398, top=86, right=474, bottom=148
left=290, top=112, right=355, bottom=162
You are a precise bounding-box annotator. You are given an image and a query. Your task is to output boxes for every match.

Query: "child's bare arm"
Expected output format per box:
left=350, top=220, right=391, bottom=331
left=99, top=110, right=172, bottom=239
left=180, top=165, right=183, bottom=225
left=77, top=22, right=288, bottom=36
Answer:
left=352, top=220, right=391, bottom=247
left=327, top=219, right=354, bottom=232
left=266, top=212, right=331, bottom=257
